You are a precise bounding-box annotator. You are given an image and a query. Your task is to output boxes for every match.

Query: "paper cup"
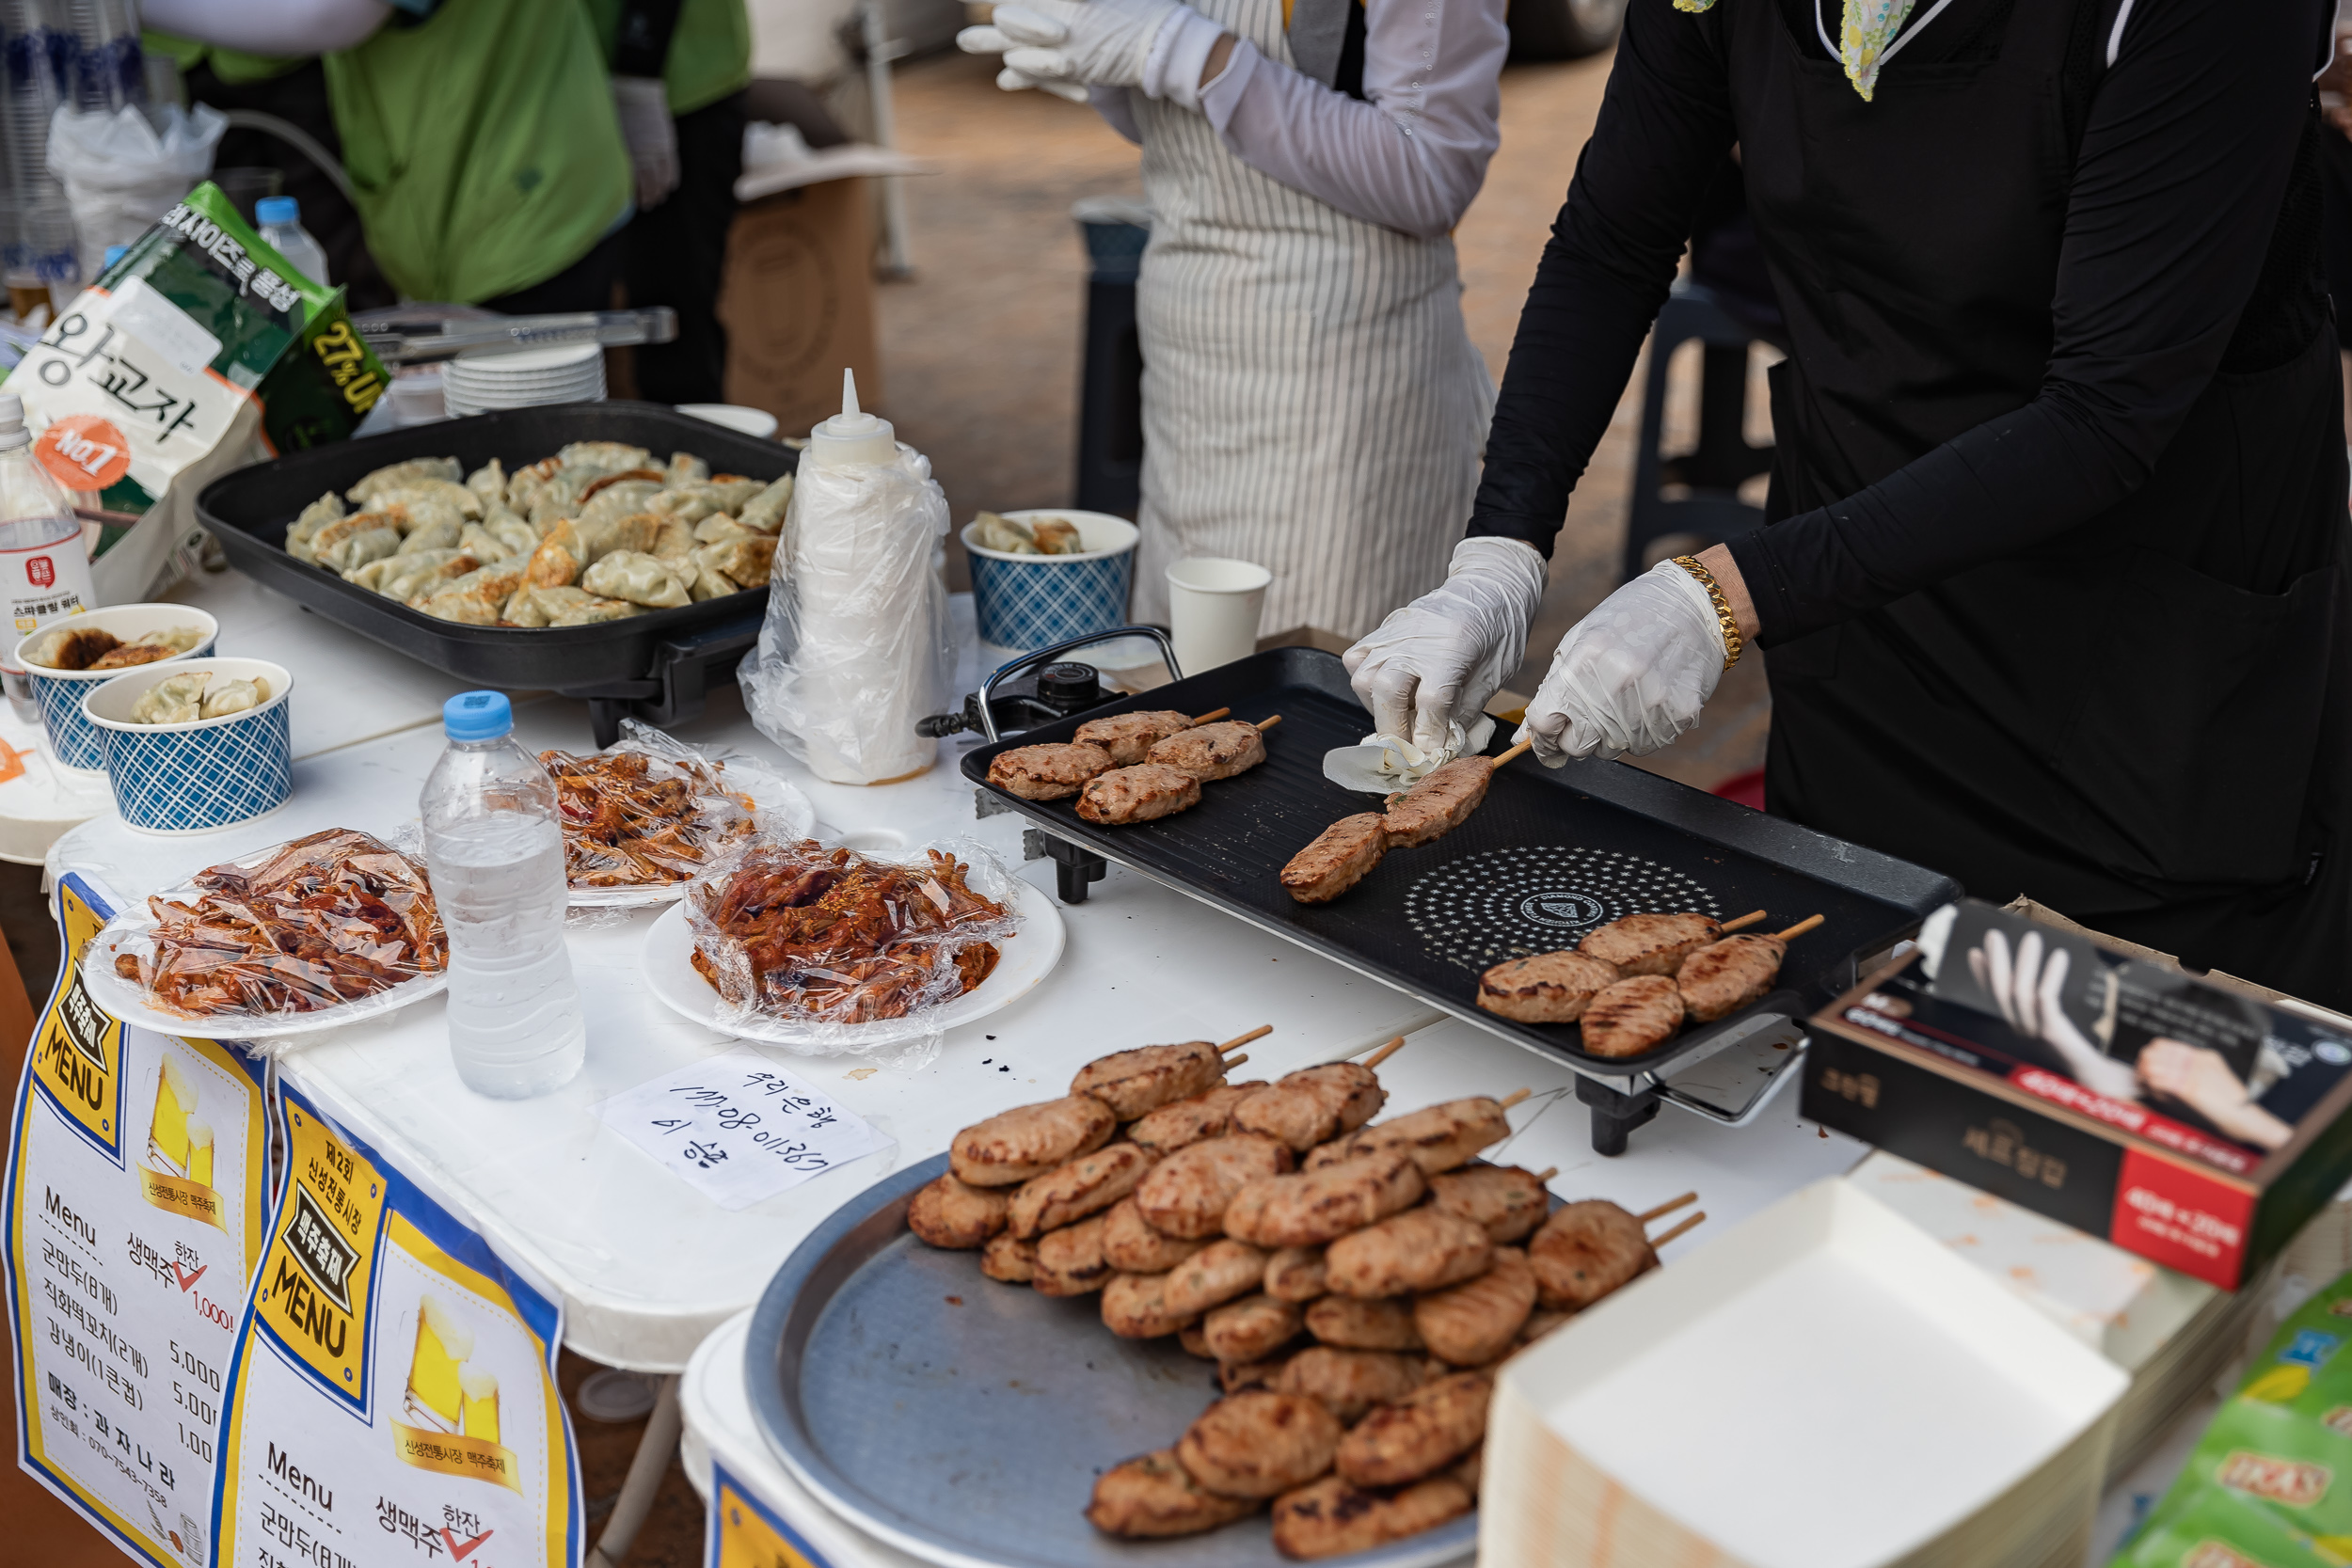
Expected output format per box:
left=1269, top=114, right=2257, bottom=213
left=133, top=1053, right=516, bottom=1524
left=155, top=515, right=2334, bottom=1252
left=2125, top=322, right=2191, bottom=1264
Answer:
left=14, top=604, right=220, bottom=774
left=85, top=657, right=294, bottom=834
left=1166, top=558, right=1271, bottom=676
left=962, top=510, right=1139, bottom=657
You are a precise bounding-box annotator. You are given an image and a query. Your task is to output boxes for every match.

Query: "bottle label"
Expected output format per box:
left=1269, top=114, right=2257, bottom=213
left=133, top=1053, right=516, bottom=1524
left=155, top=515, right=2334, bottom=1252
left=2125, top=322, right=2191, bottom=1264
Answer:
left=0, top=528, right=96, bottom=651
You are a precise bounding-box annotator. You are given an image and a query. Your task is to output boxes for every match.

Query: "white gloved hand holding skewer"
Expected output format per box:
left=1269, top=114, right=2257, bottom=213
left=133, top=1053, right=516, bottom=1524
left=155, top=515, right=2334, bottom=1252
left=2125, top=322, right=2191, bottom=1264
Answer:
left=1518, top=562, right=1727, bottom=765
left=959, top=0, right=1231, bottom=109
left=1343, top=536, right=1548, bottom=759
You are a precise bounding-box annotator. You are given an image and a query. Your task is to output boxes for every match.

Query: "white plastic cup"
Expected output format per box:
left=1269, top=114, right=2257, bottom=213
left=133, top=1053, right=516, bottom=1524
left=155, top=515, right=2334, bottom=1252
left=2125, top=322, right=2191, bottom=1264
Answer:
left=1166, top=558, right=1272, bottom=676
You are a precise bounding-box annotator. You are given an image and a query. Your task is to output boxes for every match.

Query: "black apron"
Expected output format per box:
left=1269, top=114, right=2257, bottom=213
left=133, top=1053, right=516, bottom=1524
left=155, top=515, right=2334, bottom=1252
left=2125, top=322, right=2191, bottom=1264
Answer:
left=1730, top=0, right=2352, bottom=1006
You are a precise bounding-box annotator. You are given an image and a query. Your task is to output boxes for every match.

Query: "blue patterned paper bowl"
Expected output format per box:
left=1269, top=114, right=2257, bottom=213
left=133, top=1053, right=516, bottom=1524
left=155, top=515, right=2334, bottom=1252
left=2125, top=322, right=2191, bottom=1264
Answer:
left=83, top=657, right=294, bottom=835
left=962, top=510, right=1139, bottom=656
left=12, top=603, right=219, bottom=775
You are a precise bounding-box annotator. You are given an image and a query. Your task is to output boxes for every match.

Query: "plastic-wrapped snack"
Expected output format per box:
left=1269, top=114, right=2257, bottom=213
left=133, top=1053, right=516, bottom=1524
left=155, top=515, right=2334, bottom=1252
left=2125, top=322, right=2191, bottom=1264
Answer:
left=685, top=837, right=1021, bottom=1027
left=542, top=727, right=761, bottom=891
left=108, top=828, right=446, bottom=1018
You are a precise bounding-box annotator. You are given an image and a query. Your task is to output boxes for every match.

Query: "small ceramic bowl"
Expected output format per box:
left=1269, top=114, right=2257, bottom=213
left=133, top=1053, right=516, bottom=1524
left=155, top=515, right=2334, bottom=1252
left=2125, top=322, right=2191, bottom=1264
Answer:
left=84, top=657, right=294, bottom=834
left=961, top=509, right=1139, bottom=656
left=13, top=603, right=219, bottom=774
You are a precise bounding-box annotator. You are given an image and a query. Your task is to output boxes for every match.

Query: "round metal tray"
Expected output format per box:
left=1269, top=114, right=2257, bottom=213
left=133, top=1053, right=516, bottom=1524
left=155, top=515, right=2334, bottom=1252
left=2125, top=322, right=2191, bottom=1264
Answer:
left=744, top=1153, right=1479, bottom=1568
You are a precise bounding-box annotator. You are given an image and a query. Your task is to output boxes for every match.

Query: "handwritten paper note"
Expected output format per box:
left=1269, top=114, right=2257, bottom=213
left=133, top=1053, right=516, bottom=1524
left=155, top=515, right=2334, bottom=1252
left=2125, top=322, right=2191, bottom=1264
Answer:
left=596, top=1048, right=894, bottom=1211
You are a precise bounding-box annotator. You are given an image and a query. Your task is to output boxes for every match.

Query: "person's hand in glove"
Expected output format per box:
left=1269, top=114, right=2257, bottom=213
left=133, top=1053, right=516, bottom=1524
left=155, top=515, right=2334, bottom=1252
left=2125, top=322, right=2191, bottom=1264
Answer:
left=1518, top=561, right=1735, bottom=765
left=612, top=76, right=680, bottom=210
left=958, top=0, right=1231, bottom=110
left=1964, top=927, right=2142, bottom=1102
left=1343, top=536, right=1549, bottom=758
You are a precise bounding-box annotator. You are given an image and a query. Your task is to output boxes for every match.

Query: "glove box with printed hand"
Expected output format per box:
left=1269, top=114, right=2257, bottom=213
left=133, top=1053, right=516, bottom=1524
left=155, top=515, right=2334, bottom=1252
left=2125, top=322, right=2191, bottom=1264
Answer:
left=1804, top=897, right=2352, bottom=1289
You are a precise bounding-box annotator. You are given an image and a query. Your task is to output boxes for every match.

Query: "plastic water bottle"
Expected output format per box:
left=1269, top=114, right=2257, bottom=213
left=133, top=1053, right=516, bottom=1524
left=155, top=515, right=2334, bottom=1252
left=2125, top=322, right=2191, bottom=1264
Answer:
left=255, top=195, right=330, bottom=289
left=421, top=691, right=585, bottom=1098
left=0, top=390, right=93, bottom=721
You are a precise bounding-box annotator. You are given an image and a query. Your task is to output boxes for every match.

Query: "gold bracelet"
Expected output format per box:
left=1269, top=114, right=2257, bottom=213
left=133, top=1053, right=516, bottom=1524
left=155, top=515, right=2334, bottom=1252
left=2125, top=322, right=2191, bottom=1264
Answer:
left=1670, top=555, right=1743, bottom=670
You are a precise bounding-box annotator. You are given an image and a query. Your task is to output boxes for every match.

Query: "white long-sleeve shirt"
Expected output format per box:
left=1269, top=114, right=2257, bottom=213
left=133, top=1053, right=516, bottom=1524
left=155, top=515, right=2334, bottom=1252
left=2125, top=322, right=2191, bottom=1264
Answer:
left=1090, top=0, right=1509, bottom=239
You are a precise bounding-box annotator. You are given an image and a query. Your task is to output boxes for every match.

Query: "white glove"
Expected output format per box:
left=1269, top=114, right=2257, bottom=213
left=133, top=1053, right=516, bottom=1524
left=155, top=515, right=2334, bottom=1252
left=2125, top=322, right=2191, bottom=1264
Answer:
left=1518, top=562, right=1724, bottom=765
left=958, top=0, right=1226, bottom=108
left=1965, top=927, right=2141, bottom=1103
left=612, top=76, right=679, bottom=211
left=1343, top=536, right=1548, bottom=757
left=993, top=64, right=1092, bottom=102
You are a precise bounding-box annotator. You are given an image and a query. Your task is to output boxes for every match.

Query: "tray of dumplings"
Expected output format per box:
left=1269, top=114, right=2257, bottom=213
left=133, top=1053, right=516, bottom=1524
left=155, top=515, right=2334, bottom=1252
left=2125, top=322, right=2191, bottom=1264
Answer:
left=195, top=402, right=794, bottom=694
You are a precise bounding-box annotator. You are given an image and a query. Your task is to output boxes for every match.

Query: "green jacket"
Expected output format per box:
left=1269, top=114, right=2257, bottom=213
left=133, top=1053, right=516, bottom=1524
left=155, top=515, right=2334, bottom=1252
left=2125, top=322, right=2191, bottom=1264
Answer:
left=585, top=0, right=751, bottom=117
left=324, top=0, right=631, bottom=303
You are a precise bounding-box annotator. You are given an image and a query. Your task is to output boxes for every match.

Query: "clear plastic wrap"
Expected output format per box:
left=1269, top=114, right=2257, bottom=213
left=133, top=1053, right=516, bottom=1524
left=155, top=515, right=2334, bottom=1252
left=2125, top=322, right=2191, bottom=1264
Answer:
left=682, top=836, right=1023, bottom=1049
left=545, top=720, right=812, bottom=904
left=737, top=445, right=954, bottom=784
left=89, top=828, right=448, bottom=1025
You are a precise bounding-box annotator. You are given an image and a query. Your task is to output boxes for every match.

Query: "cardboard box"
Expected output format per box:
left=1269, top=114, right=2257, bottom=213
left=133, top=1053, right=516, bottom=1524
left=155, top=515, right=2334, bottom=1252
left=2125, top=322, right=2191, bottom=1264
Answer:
left=716, top=176, right=882, bottom=442
left=1804, top=899, right=2352, bottom=1291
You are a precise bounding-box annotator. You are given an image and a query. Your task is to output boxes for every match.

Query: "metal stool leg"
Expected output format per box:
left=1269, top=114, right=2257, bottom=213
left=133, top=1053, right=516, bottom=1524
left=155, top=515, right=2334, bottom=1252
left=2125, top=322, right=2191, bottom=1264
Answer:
left=586, top=1374, right=682, bottom=1568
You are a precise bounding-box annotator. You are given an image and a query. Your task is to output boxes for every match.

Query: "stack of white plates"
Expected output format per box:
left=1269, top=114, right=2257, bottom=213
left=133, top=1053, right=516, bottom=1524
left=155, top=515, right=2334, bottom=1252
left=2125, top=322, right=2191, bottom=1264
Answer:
left=442, top=342, right=606, bottom=416
left=1483, top=1180, right=2130, bottom=1568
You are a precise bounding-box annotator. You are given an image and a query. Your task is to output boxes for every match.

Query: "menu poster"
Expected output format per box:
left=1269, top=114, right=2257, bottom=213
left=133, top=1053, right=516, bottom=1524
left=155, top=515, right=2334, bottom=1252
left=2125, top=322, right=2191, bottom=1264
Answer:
left=213, top=1082, right=581, bottom=1568
left=707, top=1463, right=834, bottom=1568
left=3, top=871, right=270, bottom=1567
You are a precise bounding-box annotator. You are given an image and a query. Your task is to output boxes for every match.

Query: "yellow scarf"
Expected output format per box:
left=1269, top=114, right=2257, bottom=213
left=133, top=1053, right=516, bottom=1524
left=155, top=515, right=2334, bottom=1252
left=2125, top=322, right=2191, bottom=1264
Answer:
left=1675, top=0, right=1920, bottom=100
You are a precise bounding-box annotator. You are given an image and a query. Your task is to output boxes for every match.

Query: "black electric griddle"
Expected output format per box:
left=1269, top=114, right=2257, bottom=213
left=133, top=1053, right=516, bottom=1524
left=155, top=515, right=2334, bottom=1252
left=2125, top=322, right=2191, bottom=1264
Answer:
left=195, top=402, right=787, bottom=745
left=962, top=648, right=1961, bottom=1153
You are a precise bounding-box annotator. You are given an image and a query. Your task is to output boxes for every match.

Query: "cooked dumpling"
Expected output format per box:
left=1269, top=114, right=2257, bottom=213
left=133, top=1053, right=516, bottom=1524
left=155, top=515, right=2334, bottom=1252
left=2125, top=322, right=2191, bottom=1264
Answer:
left=481, top=510, right=539, bottom=554
left=367, top=479, right=480, bottom=524
left=395, top=515, right=465, bottom=554
left=374, top=548, right=478, bottom=602
left=465, top=457, right=506, bottom=511
left=456, top=522, right=516, bottom=562
left=347, top=556, right=402, bottom=592
left=692, top=512, right=758, bottom=545
left=25, top=625, right=119, bottom=669
left=704, top=475, right=765, bottom=512
left=346, top=456, right=459, bottom=505
left=130, top=672, right=211, bottom=725
left=687, top=559, right=738, bottom=600
left=580, top=549, right=691, bottom=609
left=651, top=515, right=696, bottom=562
left=695, top=535, right=774, bottom=590
left=524, top=525, right=583, bottom=589
left=972, top=511, right=1041, bottom=554
left=318, top=524, right=401, bottom=575
left=578, top=480, right=664, bottom=529
left=666, top=451, right=709, bottom=484
left=558, top=441, right=654, bottom=473
left=575, top=512, right=662, bottom=562
left=504, top=586, right=642, bottom=626
left=198, top=676, right=270, bottom=719
left=88, top=627, right=204, bottom=669
left=415, top=563, right=526, bottom=625
left=738, top=475, right=792, bottom=533
left=285, top=491, right=345, bottom=561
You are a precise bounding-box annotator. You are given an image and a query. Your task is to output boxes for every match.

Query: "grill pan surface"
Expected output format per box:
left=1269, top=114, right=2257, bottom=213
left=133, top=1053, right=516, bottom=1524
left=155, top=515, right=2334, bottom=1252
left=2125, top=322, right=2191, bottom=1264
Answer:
left=962, top=649, right=1959, bottom=1080
left=194, top=401, right=787, bottom=691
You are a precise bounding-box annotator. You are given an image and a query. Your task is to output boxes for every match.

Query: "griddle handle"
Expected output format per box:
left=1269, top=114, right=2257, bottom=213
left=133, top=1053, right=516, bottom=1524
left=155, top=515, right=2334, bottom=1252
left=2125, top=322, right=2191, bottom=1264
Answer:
left=1576, top=1075, right=1661, bottom=1158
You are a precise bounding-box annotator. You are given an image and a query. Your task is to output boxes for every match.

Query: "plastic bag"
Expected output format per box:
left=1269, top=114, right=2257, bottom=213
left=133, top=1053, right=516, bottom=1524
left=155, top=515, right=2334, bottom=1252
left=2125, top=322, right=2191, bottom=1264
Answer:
left=738, top=444, right=953, bottom=784
left=95, top=828, right=446, bottom=1021
left=683, top=836, right=1021, bottom=1040
left=543, top=720, right=809, bottom=901
left=46, top=103, right=228, bottom=282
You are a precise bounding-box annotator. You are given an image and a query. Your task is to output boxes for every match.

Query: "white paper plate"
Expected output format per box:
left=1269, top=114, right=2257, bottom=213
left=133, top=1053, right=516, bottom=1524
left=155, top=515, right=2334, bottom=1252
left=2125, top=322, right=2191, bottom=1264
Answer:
left=640, top=878, right=1064, bottom=1047
left=565, top=758, right=818, bottom=909
left=80, top=922, right=449, bottom=1041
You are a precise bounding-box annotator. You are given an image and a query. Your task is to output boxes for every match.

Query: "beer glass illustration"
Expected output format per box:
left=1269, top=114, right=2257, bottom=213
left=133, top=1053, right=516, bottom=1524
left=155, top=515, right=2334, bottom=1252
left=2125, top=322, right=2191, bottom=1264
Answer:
left=184, top=1119, right=215, bottom=1188
left=459, top=1368, right=501, bottom=1444
left=147, top=1053, right=196, bottom=1175
left=405, top=1295, right=476, bottom=1433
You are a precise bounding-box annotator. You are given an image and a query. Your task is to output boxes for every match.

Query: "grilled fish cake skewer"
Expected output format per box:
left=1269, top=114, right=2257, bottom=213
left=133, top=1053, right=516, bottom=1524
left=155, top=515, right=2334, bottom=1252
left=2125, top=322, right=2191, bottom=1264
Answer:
left=950, top=1095, right=1117, bottom=1186
left=1476, top=950, right=1619, bottom=1022
left=1202, top=1292, right=1306, bottom=1364
left=1264, top=1245, right=1329, bottom=1302
left=1233, top=1055, right=1391, bottom=1150
left=1076, top=762, right=1200, bottom=825
left=1528, top=1199, right=1656, bottom=1309
left=1271, top=1475, right=1473, bottom=1560
left=986, top=741, right=1114, bottom=800
left=1088, top=1450, right=1260, bottom=1538
left=1136, top=1133, right=1294, bottom=1239
left=1103, top=1196, right=1209, bottom=1273
left=906, top=1174, right=1009, bottom=1248
left=1578, top=974, right=1686, bottom=1058
left=1578, top=911, right=1726, bottom=976
left=1177, top=1390, right=1344, bottom=1499
left=1378, top=737, right=1533, bottom=847
left=1101, top=1270, right=1202, bottom=1338
left=1008, top=1142, right=1155, bottom=1239
left=1304, top=1294, right=1423, bottom=1352
left=1677, top=914, right=1823, bottom=1021
left=1306, top=1092, right=1523, bottom=1175
left=1335, top=1371, right=1493, bottom=1486
left=1032, top=1211, right=1116, bottom=1296
left=1275, top=1347, right=1426, bottom=1423
left=1414, top=1247, right=1536, bottom=1367
left=981, top=1231, right=1038, bottom=1283
left=1323, top=1209, right=1492, bottom=1298
left=1227, top=1152, right=1426, bottom=1247
left=1129, top=1080, right=1267, bottom=1156
left=1279, top=814, right=1389, bottom=904
left=1161, top=1238, right=1274, bottom=1317
left=1072, top=1037, right=1230, bottom=1118
left=1073, top=706, right=1226, bottom=766
left=1149, top=715, right=1281, bottom=782
left=1428, top=1164, right=1554, bottom=1243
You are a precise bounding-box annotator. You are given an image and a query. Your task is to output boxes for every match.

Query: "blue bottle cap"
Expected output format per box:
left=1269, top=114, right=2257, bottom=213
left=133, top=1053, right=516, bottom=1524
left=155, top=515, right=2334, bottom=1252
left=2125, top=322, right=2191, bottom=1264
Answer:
left=443, top=690, right=512, bottom=741
left=102, top=244, right=126, bottom=268
left=255, top=196, right=298, bottom=227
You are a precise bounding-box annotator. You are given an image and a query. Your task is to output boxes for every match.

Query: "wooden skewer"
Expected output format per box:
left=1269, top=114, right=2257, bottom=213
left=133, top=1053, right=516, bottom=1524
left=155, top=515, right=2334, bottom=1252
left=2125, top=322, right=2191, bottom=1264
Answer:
left=1219, top=1025, right=1272, bottom=1054
left=1358, top=1035, right=1406, bottom=1069
left=1225, top=1053, right=1249, bottom=1070
left=1255, top=714, right=1283, bottom=732
left=1720, top=909, right=1768, bottom=933
left=1649, top=1210, right=1707, bottom=1249
left=1491, top=737, right=1534, bottom=768
left=1773, top=914, right=1826, bottom=942
left=1191, top=707, right=1231, bottom=725
left=1499, top=1087, right=1533, bottom=1109
left=1637, top=1191, right=1698, bottom=1224
left=1534, top=1166, right=1559, bottom=1182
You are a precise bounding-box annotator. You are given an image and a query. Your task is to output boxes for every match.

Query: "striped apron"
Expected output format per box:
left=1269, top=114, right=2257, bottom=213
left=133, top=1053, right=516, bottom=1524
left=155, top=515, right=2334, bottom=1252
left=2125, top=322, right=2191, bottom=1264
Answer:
left=1126, top=0, right=1494, bottom=643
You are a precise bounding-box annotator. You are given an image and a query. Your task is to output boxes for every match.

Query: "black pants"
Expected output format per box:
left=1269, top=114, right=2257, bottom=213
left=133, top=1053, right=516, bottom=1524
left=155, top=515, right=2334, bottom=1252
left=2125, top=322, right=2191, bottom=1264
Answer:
left=482, top=230, right=626, bottom=315
left=622, top=91, right=746, bottom=404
